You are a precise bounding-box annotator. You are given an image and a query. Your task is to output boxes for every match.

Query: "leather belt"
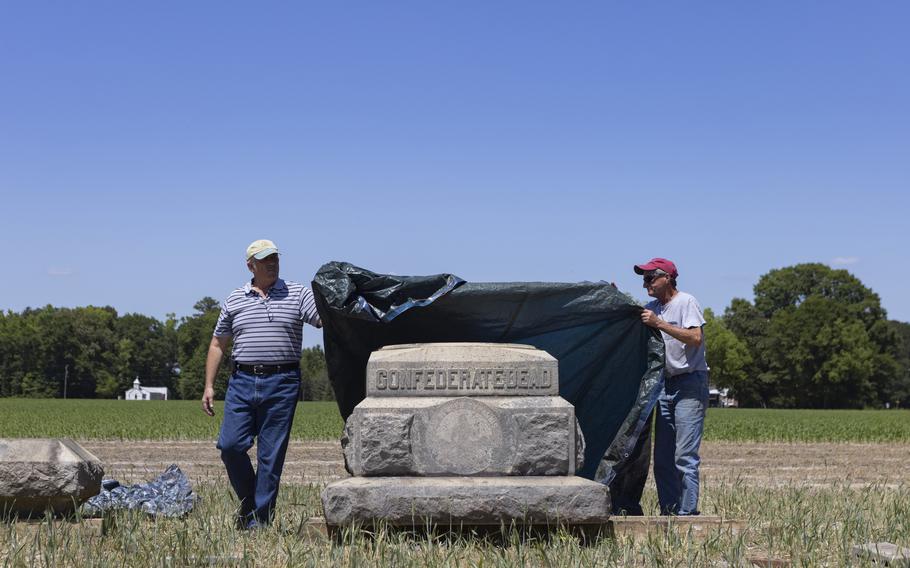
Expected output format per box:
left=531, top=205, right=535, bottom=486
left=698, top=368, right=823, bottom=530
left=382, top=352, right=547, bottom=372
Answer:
left=666, top=370, right=704, bottom=379
left=234, top=362, right=300, bottom=375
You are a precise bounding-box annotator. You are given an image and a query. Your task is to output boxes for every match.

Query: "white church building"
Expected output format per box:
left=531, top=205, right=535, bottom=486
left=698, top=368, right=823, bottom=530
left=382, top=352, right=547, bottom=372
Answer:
left=124, top=377, right=170, bottom=401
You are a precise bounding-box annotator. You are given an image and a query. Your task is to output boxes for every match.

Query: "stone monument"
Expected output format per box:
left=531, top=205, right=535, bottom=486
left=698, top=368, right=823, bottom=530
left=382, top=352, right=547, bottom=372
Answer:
left=322, top=342, right=611, bottom=527
left=0, top=438, right=104, bottom=517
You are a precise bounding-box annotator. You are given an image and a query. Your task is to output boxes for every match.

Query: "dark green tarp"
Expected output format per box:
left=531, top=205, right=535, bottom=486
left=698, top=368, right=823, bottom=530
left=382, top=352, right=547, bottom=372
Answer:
left=312, top=261, right=664, bottom=480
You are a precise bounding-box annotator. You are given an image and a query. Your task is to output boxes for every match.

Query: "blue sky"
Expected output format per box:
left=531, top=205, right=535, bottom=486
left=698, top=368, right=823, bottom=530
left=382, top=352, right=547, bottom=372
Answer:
left=2, top=2, right=908, bottom=347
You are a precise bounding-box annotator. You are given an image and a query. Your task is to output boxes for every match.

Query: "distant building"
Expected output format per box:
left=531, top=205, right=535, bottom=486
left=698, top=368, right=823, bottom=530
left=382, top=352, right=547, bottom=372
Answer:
left=708, top=386, right=737, bottom=408
left=124, top=377, right=170, bottom=401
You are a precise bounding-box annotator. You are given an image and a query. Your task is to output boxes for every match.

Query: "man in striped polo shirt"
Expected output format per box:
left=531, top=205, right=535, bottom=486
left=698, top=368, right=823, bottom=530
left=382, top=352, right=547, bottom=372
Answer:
left=202, top=239, right=322, bottom=530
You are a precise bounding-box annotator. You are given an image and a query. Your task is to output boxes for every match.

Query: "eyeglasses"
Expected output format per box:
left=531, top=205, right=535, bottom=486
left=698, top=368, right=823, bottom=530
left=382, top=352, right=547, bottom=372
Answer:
left=643, top=272, right=667, bottom=284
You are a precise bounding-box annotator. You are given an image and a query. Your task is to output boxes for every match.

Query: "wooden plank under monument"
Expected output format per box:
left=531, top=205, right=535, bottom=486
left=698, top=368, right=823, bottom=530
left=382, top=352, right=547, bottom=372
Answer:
left=8, top=517, right=110, bottom=539
left=608, top=515, right=747, bottom=540
left=299, top=516, right=330, bottom=541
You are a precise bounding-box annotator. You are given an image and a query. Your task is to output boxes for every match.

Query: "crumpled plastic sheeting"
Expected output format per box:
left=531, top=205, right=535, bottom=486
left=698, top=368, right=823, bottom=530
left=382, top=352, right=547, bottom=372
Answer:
left=81, top=464, right=198, bottom=517
left=312, top=261, right=665, bottom=481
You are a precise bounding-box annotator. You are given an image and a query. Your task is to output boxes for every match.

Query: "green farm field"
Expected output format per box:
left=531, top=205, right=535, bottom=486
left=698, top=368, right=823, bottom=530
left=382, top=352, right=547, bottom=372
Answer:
left=1, top=399, right=909, bottom=443
left=0, top=399, right=345, bottom=441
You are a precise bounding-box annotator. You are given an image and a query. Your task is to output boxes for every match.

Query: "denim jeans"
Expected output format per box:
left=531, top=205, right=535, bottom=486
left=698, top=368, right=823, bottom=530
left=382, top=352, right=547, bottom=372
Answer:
left=654, top=370, right=708, bottom=515
left=217, top=368, right=300, bottom=528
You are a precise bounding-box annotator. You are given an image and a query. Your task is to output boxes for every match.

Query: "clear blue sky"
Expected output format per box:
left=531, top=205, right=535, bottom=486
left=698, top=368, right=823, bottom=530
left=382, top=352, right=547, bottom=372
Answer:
left=2, top=2, right=908, bottom=347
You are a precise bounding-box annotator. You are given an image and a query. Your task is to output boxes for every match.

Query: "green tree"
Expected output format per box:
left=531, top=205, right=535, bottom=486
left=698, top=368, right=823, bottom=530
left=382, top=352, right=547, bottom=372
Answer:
left=20, top=371, right=56, bottom=398
left=110, top=313, right=178, bottom=397
left=885, top=320, right=910, bottom=407
left=765, top=297, right=879, bottom=408
left=300, top=345, right=334, bottom=401
left=723, top=298, right=776, bottom=406
left=723, top=264, right=900, bottom=408
left=703, top=308, right=752, bottom=397
left=175, top=297, right=229, bottom=400
left=0, top=305, right=119, bottom=398
left=0, top=310, right=27, bottom=396
left=0, top=304, right=178, bottom=399
left=194, top=297, right=221, bottom=314
left=753, top=263, right=887, bottom=324
left=95, top=369, right=121, bottom=399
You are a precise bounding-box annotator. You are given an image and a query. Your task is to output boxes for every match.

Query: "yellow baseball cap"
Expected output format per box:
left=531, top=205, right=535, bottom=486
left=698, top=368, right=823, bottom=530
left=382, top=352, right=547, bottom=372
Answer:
left=246, top=239, right=279, bottom=260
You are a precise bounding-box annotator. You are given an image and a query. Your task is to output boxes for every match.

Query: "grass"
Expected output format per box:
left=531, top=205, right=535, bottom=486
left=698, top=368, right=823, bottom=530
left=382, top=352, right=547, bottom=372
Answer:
left=1, top=399, right=909, bottom=443
left=0, top=399, right=344, bottom=441
left=3, top=481, right=909, bottom=566
left=704, top=407, right=910, bottom=443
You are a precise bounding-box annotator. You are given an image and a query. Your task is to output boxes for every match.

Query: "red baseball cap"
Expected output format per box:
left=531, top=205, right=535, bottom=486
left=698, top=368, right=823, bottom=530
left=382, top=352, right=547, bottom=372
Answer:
left=634, top=258, right=678, bottom=278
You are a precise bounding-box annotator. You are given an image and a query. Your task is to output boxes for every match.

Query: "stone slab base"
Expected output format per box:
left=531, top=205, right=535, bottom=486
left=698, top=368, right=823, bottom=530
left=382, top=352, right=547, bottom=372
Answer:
left=302, top=515, right=610, bottom=543
left=322, top=476, right=610, bottom=526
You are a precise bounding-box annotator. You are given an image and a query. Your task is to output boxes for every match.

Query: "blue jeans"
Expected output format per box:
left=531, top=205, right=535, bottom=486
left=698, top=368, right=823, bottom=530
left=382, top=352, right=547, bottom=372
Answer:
left=654, top=371, right=708, bottom=515
left=217, top=368, right=300, bottom=528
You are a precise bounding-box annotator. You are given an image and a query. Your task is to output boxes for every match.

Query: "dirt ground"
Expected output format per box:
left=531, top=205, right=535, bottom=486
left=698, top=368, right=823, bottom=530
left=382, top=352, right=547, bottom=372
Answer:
left=83, top=440, right=910, bottom=488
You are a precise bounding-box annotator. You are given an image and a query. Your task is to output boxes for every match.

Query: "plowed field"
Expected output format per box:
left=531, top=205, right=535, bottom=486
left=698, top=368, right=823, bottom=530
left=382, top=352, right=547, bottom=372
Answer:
left=83, top=440, right=910, bottom=488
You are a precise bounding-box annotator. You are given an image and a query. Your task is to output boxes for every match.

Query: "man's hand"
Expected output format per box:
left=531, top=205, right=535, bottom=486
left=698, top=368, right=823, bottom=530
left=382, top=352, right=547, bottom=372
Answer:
left=640, top=309, right=662, bottom=328
left=641, top=309, right=704, bottom=346
left=202, top=387, right=216, bottom=416
left=202, top=335, right=230, bottom=416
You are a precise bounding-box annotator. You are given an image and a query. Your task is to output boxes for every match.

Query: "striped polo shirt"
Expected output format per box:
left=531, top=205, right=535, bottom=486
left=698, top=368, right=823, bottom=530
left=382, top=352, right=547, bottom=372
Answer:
left=213, top=278, right=322, bottom=364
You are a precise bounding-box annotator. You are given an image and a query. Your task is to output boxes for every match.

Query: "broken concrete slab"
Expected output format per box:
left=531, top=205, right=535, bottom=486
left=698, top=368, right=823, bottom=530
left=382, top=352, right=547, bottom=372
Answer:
left=852, top=542, right=910, bottom=567
left=0, top=438, right=104, bottom=517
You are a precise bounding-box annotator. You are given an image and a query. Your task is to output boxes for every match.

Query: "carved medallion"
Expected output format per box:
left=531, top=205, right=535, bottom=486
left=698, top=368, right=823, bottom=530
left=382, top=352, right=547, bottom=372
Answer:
left=423, top=398, right=503, bottom=475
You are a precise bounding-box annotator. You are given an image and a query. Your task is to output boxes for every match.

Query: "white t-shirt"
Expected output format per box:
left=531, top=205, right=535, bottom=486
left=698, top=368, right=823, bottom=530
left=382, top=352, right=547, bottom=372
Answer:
left=645, top=291, right=708, bottom=377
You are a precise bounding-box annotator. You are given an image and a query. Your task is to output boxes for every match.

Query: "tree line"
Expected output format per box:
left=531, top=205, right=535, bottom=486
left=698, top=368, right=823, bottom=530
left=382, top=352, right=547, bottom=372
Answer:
left=0, top=297, right=333, bottom=401
left=1, top=263, right=908, bottom=407
left=704, top=263, right=910, bottom=408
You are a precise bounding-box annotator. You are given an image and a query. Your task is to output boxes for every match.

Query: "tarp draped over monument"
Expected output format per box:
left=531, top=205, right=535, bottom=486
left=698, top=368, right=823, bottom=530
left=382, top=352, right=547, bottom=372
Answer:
left=312, top=261, right=664, bottom=480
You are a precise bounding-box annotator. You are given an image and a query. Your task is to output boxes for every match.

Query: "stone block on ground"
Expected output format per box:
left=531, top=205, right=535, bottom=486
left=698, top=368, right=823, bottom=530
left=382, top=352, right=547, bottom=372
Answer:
left=322, top=476, right=610, bottom=526
left=852, top=542, right=910, bottom=567
left=0, top=438, right=104, bottom=517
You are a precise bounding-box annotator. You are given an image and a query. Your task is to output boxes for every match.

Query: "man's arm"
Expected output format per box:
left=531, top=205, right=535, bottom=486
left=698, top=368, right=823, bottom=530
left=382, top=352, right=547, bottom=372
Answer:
left=300, top=287, right=322, bottom=329
left=202, top=335, right=231, bottom=416
left=640, top=310, right=703, bottom=346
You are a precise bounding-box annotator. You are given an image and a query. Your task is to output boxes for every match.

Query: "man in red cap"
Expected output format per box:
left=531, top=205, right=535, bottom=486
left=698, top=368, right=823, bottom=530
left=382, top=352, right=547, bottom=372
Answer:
left=634, top=257, right=709, bottom=516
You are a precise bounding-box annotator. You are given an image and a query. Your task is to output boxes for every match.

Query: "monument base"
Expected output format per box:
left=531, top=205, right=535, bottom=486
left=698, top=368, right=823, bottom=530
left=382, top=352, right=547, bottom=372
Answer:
left=322, top=476, right=611, bottom=527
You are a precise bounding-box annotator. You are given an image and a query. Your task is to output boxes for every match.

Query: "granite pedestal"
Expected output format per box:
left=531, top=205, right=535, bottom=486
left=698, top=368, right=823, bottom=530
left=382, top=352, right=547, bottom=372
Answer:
left=323, top=343, right=610, bottom=528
